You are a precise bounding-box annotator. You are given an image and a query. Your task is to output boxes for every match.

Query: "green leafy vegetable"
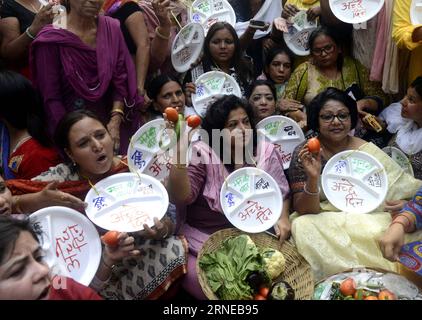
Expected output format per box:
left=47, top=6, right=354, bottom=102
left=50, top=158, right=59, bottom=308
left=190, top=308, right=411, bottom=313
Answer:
left=199, top=235, right=264, bottom=300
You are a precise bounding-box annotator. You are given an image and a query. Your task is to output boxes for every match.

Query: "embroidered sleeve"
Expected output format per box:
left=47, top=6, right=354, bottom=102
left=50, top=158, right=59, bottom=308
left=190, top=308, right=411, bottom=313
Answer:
left=400, top=188, right=422, bottom=231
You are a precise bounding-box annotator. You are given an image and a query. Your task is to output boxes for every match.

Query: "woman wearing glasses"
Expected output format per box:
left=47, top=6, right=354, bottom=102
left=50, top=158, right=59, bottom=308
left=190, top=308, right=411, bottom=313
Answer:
left=288, top=88, right=422, bottom=281
left=282, top=26, right=387, bottom=132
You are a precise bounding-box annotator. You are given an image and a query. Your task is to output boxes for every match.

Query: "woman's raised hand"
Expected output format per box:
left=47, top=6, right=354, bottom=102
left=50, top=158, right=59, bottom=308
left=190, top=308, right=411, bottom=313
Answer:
left=102, top=232, right=140, bottom=264
left=30, top=3, right=54, bottom=35
left=298, top=143, right=322, bottom=180
left=379, top=224, right=405, bottom=262
left=40, top=181, right=87, bottom=210
left=152, top=0, right=172, bottom=26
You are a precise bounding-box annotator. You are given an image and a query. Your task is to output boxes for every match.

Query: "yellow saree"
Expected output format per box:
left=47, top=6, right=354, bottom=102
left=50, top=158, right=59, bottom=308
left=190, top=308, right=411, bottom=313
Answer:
left=291, top=142, right=422, bottom=281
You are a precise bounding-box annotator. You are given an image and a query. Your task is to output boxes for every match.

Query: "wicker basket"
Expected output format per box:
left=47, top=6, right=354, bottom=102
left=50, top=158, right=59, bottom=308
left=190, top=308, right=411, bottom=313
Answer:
left=196, top=228, right=314, bottom=300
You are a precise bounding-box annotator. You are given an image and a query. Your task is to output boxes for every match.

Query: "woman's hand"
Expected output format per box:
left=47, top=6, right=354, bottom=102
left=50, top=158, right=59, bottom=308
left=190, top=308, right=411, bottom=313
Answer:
left=273, top=17, right=288, bottom=33
left=298, top=143, right=322, bottom=180
left=379, top=223, right=405, bottom=262
left=102, top=232, right=140, bottom=265
left=306, top=6, right=321, bottom=21
left=107, top=114, right=122, bottom=154
left=274, top=216, right=291, bottom=244
left=184, top=82, right=196, bottom=107
left=278, top=99, right=303, bottom=113
left=152, top=0, right=172, bottom=27
left=137, top=217, right=172, bottom=240
left=40, top=181, right=86, bottom=210
left=282, top=3, right=300, bottom=19
left=356, top=98, right=378, bottom=114
left=384, top=200, right=408, bottom=216
left=29, top=3, right=55, bottom=35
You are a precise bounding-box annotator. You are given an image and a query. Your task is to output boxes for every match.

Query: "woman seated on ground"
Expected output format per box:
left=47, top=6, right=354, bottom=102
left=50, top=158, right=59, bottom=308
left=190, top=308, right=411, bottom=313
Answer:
left=7, top=110, right=188, bottom=300
left=184, top=22, right=254, bottom=103
left=283, top=26, right=388, bottom=134
left=288, top=87, right=422, bottom=281
left=0, top=215, right=137, bottom=300
left=143, top=74, right=196, bottom=124
left=30, top=0, right=143, bottom=154
left=247, top=79, right=277, bottom=123
left=167, top=95, right=291, bottom=299
left=0, top=70, right=61, bottom=180
left=368, top=76, right=422, bottom=180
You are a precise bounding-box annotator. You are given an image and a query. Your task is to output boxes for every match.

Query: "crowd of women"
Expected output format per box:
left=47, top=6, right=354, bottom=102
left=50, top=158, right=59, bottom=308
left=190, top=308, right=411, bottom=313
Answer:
left=0, top=0, right=421, bottom=300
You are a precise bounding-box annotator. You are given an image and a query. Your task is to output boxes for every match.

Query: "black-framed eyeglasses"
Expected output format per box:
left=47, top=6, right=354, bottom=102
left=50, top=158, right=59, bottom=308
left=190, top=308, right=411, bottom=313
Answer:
left=319, top=113, right=350, bottom=123
left=312, top=44, right=335, bottom=56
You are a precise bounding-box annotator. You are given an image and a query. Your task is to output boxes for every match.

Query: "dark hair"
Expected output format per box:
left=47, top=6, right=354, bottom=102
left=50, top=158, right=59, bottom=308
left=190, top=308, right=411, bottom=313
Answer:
left=246, top=79, right=277, bottom=101
left=410, top=76, right=422, bottom=98
left=146, top=74, right=183, bottom=101
left=0, top=216, right=41, bottom=264
left=201, top=95, right=257, bottom=166
left=263, top=46, right=294, bottom=82
left=0, top=70, right=52, bottom=147
left=203, top=22, right=253, bottom=90
left=307, top=87, right=358, bottom=132
left=54, top=109, right=105, bottom=153
left=308, top=26, right=343, bottom=71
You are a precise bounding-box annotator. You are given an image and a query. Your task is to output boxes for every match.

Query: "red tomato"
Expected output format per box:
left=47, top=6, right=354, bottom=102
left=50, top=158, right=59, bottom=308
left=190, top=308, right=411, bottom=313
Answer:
left=101, top=231, right=120, bottom=247
left=187, top=115, right=201, bottom=128
left=378, top=290, right=396, bottom=300
left=340, top=278, right=356, bottom=297
left=259, top=287, right=270, bottom=298
left=165, top=107, right=179, bottom=122
left=307, top=137, right=321, bottom=154
left=254, top=294, right=266, bottom=300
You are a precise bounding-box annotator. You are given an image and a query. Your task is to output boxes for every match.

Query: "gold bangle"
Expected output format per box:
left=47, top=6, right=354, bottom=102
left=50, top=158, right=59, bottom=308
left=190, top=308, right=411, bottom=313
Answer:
left=111, top=108, right=124, bottom=115
left=155, top=26, right=170, bottom=40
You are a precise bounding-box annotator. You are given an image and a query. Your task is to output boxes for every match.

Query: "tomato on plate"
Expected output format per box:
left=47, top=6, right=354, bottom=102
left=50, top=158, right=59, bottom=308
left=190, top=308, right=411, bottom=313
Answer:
left=259, top=287, right=270, bottom=298
left=340, top=278, right=356, bottom=297
left=378, top=290, right=396, bottom=300
left=254, top=294, right=266, bottom=300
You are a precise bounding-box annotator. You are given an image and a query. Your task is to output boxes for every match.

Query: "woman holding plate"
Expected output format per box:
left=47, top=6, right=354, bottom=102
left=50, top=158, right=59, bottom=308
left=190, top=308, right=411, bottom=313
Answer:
left=167, top=95, right=291, bottom=299
left=7, top=110, right=188, bottom=300
left=288, top=87, right=422, bottom=281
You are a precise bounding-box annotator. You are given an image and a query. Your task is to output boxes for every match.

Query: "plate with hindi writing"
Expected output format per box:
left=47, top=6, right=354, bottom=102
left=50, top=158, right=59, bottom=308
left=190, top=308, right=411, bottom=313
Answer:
left=382, top=146, right=414, bottom=177
left=321, top=150, right=388, bottom=214
left=192, top=71, right=242, bottom=117
left=171, top=22, right=205, bottom=73
left=411, top=0, right=422, bottom=26
left=220, top=167, right=283, bottom=233
left=29, top=206, right=101, bottom=286
left=328, top=0, right=384, bottom=24
left=256, top=115, right=305, bottom=169
left=127, top=118, right=174, bottom=182
left=84, top=172, right=169, bottom=232
left=189, top=0, right=236, bottom=34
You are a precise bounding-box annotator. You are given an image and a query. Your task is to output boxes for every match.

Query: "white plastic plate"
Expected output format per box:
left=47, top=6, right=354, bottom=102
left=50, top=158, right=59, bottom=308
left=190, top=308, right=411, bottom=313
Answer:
left=192, top=71, right=241, bottom=117
left=220, top=167, right=283, bottom=233
left=321, top=150, right=388, bottom=214
left=171, top=22, right=205, bottom=73
left=127, top=119, right=174, bottom=181
left=382, top=146, right=414, bottom=177
left=256, top=115, right=305, bottom=169
left=328, top=0, right=385, bottom=24
left=283, top=25, right=315, bottom=56
left=189, top=0, right=236, bottom=34
left=85, top=172, right=169, bottom=232
left=30, top=206, right=101, bottom=286
left=411, top=0, right=422, bottom=25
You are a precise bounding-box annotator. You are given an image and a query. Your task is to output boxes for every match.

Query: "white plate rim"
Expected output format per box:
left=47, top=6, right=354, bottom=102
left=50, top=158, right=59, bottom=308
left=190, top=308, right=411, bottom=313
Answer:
left=219, top=167, right=283, bottom=233
left=189, top=0, right=236, bottom=32
left=171, top=22, right=205, bottom=73
left=84, top=172, right=169, bottom=232
left=328, top=0, right=385, bottom=24
left=410, top=0, right=422, bottom=25
left=321, top=149, right=388, bottom=214
left=29, top=206, right=101, bottom=286
left=382, top=146, right=414, bottom=177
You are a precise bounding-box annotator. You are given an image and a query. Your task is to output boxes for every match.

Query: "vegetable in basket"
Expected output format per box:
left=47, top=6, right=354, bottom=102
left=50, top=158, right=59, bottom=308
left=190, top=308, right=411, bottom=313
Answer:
left=260, top=248, right=286, bottom=280
left=268, top=280, right=295, bottom=300
left=199, top=235, right=265, bottom=300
